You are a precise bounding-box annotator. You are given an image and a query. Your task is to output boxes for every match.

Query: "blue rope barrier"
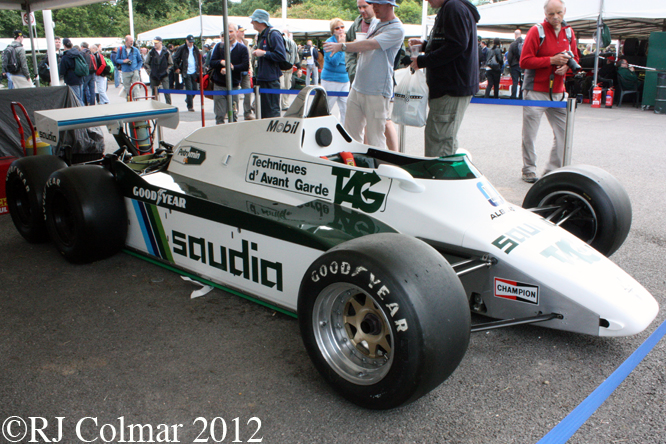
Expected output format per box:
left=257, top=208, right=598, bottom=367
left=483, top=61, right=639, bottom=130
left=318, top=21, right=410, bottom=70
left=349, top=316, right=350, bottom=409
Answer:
left=536, top=318, right=666, bottom=444
left=158, top=88, right=567, bottom=107
left=472, top=97, right=568, bottom=108
left=159, top=88, right=253, bottom=96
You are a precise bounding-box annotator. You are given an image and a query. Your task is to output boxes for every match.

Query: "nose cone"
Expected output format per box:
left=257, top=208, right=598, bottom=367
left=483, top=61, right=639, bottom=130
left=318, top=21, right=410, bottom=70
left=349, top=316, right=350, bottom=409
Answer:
left=596, top=272, right=659, bottom=337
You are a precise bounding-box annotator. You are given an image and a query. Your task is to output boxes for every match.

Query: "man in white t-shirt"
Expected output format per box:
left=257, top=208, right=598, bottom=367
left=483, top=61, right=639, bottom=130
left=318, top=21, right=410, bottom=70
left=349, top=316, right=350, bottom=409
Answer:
left=302, top=40, right=319, bottom=86
left=323, top=0, right=404, bottom=150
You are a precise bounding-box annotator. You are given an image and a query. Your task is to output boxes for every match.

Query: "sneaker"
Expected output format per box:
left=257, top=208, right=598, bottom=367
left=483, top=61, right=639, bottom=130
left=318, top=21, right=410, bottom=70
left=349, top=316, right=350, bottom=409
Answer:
left=188, top=108, right=195, bottom=112
left=244, top=114, right=255, bottom=120
left=521, top=172, right=538, bottom=183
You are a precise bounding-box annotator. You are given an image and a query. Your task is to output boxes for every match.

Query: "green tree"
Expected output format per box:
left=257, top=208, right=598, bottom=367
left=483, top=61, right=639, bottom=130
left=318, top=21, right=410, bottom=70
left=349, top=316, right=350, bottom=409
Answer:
left=396, top=0, right=422, bottom=24
left=226, top=0, right=282, bottom=17
left=0, top=10, right=27, bottom=39
left=278, top=0, right=357, bottom=21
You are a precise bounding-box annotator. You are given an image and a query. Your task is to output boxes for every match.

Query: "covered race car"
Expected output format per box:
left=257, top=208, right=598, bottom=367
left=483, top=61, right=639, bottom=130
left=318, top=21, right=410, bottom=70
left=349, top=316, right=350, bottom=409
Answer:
left=5, top=87, right=659, bottom=410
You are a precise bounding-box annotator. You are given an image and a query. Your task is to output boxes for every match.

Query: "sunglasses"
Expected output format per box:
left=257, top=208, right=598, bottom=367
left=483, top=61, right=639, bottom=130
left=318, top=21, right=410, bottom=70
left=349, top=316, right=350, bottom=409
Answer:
left=334, top=26, right=345, bottom=30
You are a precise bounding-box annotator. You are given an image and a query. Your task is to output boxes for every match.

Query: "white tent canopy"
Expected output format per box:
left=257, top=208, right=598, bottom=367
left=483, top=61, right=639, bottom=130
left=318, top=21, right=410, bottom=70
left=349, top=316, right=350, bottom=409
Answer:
left=477, top=0, right=666, bottom=39
left=0, top=37, right=123, bottom=52
left=0, top=0, right=102, bottom=10
left=137, top=15, right=424, bottom=42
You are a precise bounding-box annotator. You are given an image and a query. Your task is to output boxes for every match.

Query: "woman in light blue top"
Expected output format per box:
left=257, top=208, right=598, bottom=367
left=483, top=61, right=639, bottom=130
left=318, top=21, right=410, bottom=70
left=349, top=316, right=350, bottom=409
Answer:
left=322, top=18, right=350, bottom=126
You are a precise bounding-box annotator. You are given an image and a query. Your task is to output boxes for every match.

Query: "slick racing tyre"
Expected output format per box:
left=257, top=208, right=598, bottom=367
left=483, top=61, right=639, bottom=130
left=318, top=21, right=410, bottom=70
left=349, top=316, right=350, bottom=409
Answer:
left=298, top=233, right=470, bottom=410
left=5, top=155, right=68, bottom=243
left=523, top=165, right=632, bottom=257
left=44, top=165, right=127, bottom=263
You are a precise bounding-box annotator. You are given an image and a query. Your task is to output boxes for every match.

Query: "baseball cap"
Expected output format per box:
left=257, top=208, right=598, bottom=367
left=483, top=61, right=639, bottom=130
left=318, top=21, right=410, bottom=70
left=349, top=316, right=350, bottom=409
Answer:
left=249, top=9, right=271, bottom=27
left=186, top=35, right=195, bottom=43
left=365, top=0, right=399, bottom=6
left=13, top=30, right=24, bottom=38
left=154, top=36, right=162, bottom=42
left=238, top=26, right=245, bottom=31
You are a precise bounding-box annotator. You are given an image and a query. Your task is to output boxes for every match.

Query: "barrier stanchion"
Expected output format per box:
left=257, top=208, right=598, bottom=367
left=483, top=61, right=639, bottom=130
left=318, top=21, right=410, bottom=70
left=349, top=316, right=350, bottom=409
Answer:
left=255, top=85, right=261, bottom=119
left=399, top=124, right=406, bottom=153
left=199, top=53, right=205, bottom=127
left=563, top=97, right=576, bottom=166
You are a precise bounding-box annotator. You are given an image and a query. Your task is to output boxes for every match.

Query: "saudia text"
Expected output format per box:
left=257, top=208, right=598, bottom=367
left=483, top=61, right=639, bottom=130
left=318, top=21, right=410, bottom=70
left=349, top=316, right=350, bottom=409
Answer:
left=172, top=232, right=283, bottom=291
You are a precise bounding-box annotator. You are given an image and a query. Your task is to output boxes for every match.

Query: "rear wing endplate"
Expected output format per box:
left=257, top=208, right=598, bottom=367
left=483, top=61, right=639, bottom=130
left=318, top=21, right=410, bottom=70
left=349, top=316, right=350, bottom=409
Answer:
left=33, top=100, right=179, bottom=146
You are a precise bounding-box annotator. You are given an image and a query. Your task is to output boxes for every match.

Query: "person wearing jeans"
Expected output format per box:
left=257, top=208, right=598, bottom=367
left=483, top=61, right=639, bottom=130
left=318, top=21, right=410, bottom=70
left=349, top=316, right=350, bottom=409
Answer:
left=173, top=35, right=201, bottom=111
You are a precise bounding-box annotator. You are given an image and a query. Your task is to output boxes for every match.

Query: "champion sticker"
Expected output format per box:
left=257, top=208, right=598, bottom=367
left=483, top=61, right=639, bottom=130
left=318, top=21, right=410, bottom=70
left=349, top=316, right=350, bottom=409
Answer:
left=494, top=277, right=539, bottom=305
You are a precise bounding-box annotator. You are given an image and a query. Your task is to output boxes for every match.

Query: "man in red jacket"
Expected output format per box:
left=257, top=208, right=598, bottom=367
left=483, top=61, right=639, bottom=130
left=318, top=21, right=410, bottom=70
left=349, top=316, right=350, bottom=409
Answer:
left=519, top=0, right=579, bottom=183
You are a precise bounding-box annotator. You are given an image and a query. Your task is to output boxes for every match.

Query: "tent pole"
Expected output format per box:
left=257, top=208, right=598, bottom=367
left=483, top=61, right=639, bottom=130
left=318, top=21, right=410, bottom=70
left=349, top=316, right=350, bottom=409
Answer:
left=26, top=5, right=40, bottom=87
left=593, top=16, right=602, bottom=86
left=200, top=0, right=205, bottom=126
left=421, top=0, right=428, bottom=39
left=199, top=0, right=203, bottom=43
left=223, top=0, right=233, bottom=122
left=282, top=0, right=287, bottom=23
left=128, top=0, right=135, bottom=40
left=43, top=10, right=59, bottom=86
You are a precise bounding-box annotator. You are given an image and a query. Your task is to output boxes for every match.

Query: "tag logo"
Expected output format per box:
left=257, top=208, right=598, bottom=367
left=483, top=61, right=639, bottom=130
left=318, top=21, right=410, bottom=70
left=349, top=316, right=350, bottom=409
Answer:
left=332, top=168, right=386, bottom=213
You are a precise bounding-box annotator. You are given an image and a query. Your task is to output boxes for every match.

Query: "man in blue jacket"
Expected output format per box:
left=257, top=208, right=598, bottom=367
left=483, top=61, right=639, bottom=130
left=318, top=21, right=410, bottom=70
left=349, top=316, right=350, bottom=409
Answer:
left=250, top=9, right=287, bottom=118
left=118, top=35, right=143, bottom=100
left=210, top=23, right=249, bottom=124
left=409, top=0, right=480, bottom=157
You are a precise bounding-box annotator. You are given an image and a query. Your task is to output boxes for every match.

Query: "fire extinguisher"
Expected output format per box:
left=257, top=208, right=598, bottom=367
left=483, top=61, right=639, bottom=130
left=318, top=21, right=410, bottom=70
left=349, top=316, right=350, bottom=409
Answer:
left=605, top=87, right=614, bottom=108
left=592, top=84, right=602, bottom=108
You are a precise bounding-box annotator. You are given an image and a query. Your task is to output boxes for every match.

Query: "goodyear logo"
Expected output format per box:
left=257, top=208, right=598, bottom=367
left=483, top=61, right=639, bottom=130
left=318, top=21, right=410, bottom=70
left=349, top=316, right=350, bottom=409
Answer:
left=133, top=186, right=186, bottom=208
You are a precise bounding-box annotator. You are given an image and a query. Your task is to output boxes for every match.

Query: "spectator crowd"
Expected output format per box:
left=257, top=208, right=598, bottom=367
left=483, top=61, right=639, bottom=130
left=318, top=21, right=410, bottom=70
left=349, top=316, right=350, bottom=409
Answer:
left=0, top=0, right=645, bottom=181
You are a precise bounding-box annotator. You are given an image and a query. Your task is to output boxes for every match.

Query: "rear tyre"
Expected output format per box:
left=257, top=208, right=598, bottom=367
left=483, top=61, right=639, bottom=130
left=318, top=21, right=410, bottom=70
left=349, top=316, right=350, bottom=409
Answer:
left=5, top=156, right=68, bottom=243
left=44, top=165, right=127, bottom=263
left=523, top=165, right=632, bottom=257
left=298, top=234, right=470, bottom=409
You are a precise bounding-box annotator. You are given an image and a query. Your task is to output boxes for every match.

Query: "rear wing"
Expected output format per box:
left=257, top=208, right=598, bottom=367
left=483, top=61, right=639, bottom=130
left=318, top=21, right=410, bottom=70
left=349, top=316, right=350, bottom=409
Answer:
left=33, top=100, right=179, bottom=146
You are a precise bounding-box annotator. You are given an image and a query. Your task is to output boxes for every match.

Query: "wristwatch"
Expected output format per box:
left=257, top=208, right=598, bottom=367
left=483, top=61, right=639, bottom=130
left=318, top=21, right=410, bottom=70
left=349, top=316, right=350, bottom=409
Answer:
left=341, top=43, right=347, bottom=52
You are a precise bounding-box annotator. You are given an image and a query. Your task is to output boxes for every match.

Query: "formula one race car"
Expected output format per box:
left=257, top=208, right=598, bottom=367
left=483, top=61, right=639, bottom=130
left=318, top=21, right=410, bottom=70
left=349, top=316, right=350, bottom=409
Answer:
left=5, top=87, right=659, bottom=409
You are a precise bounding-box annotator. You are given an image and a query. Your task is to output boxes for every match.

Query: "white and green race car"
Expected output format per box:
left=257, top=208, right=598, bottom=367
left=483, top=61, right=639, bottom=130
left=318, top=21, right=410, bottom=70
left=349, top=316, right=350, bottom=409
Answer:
left=5, top=87, right=659, bottom=409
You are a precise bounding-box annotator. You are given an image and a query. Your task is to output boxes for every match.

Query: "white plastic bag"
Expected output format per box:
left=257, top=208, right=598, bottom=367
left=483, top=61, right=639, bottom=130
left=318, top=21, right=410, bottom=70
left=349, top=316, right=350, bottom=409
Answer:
left=391, top=68, right=429, bottom=127
left=140, top=67, right=150, bottom=84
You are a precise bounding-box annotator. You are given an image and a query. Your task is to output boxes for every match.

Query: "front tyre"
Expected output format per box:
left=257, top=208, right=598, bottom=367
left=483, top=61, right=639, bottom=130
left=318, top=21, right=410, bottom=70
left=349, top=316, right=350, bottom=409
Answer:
left=44, top=165, right=127, bottom=263
left=523, top=165, right=632, bottom=257
left=298, top=234, right=470, bottom=409
left=5, top=156, right=68, bottom=243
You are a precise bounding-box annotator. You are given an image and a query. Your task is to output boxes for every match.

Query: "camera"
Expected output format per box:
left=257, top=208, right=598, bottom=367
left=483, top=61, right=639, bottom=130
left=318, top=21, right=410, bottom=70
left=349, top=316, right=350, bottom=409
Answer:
left=562, top=50, right=581, bottom=73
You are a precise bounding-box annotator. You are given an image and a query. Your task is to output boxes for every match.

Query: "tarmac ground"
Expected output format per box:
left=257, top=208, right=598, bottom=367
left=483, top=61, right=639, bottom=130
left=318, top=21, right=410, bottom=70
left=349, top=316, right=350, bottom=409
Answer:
left=1, top=83, right=665, bottom=444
